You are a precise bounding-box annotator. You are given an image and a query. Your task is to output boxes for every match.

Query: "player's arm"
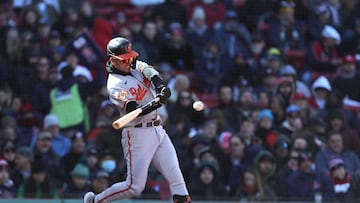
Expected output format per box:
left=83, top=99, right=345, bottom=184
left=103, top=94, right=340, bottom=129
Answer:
left=142, top=66, right=171, bottom=104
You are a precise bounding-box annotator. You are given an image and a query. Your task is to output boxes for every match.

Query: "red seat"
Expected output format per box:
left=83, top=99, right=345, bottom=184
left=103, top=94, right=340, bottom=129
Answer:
left=195, top=92, right=218, bottom=109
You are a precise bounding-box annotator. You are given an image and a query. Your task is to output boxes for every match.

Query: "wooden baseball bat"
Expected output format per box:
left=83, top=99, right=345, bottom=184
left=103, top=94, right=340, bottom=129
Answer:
left=112, top=97, right=160, bottom=129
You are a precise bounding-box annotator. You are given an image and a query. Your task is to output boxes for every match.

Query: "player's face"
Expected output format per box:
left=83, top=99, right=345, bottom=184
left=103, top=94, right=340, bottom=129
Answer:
left=111, top=56, right=133, bottom=73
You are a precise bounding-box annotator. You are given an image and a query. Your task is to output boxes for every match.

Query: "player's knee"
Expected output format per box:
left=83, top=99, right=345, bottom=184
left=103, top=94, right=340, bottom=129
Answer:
left=128, top=184, right=145, bottom=196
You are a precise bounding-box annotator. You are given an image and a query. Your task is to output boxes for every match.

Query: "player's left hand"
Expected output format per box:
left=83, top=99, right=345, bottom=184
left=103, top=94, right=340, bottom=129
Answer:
left=156, top=86, right=171, bottom=104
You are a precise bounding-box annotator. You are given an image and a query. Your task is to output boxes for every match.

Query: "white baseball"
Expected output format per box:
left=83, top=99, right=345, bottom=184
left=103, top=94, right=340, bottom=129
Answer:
left=193, top=101, right=204, bottom=111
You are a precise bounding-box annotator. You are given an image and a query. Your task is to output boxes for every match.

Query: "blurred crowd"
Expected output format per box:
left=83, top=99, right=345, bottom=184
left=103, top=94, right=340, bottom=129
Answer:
left=0, top=0, right=360, bottom=202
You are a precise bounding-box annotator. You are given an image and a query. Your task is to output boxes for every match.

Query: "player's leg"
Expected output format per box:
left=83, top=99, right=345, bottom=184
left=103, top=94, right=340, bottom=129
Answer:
left=151, top=127, right=191, bottom=203
left=92, top=128, right=158, bottom=203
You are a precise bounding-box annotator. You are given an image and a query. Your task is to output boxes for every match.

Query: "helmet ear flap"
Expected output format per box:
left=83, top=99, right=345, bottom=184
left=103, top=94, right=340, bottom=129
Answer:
left=130, top=57, right=137, bottom=69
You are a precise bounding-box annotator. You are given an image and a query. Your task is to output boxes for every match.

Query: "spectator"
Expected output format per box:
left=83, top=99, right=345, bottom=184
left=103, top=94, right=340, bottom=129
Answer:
left=211, top=85, right=239, bottom=132
left=276, top=77, right=295, bottom=108
left=62, top=131, right=87, bottom=177
left=274, top=148, right=300, bottom=200
left=63, top=163, right=91, bottom=198
left=278, top=104, right=303, bottom=140
left=10, top=146, right=33, bottom=188
left=327, top=157, right=352, bottom=202
left=41, top=114, right=72, bottom=157
left=315, top=130, right=360, bottom=178
left=233, top=166, right=276, bottom=201
left=85, top=147, right=100, bottom=180
left=137, top=20, right=163, bottom=64
left=253, top=149, right=277, bottom=188
left=254, top=109, right=278, bottom=150
left=287, top=150, right=334, bottom=201
left=308, top=75, right=332, bottom=111
left=279, top=64, right=311, bottom=98
left=331, top=54, right=360, bottom=102
left=268, top=0, right=306, bottom=51
left=195, top=40, right=232, bottom=93
left=33, top=131, right=64, bottom=187
left=214, top=10, right=251, bottom=59
left=327, top=110, right=360, bottom=156
left=308, top=2, right=338, bottom=41
left=0, top=158, right=16, bottom=198
left=188, top=161, right=227, bottom=200
left=1, top=140, right=16, bottom=170
left=185, top=6, right=215, bottom=61
left=265, top=47, right=284, bottom=76
left=17, top=160, right=59, bottom=198
left=90, top=170, right=110, bottom=195
left=151, top=0, right=188, bottom=29
left=306, top=25, right=342, bottom=74
left=98, top=149, right=126, bottom=185
left=186, top=0, right=226, bottom=30
left=159, top=22, right=195, bottom=71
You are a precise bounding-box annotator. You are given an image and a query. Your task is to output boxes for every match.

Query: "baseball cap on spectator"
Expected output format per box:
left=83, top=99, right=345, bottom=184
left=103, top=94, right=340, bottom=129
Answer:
left=315, top=3, right=330, bottom=17
left=286, top=104, right=300, bottom=115
left=279, top=0, right=295, bottom=14
left=87, top=147, right=98, bottom=157
left=0, top=158, right=8, bottom=168
left=292, top=92, right=307, bottom=100
left=95, top=170, right=109, bottom=180
left=267, top=47, right=282, bottom=60
left=278, top=77, right=293, bottom=86
left=169, top=22, right=183, bottom=35
left=100, top=100, right=113, bottom=109
left=298, top=150, right=312, bottom=165
left=43, top=114, right=59, bottom=129
left=329, top=157, right=344, bottom=172
left=342, top=54, right=356, bottom=64
left=71, top=163, right=89, bottom=178
left=224, top=10, right=238, bottom=20
left=251, top=32, right=264, bottom=42
left=274, top=136, right=290, bottom=150
left=37, top=131, right=52, bottom=140
left=322, top=25, right=341, bottom=44
left=257, top=109, right=274, bottom=121
left=280, top=64, right=297, bottom=76
left=49, top=30, right=61, bottom=39
left=16, top=146, right=34, bottom=162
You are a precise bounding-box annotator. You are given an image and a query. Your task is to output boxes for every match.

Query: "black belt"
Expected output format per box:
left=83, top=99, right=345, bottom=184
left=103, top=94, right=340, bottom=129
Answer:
left=134, top=119, right=161, bottom=128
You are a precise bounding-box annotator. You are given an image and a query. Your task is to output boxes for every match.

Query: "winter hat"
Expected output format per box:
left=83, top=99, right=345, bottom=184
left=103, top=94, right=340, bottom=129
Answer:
left=322, top=25, right=341, bottom=44
left=342, top=54, right=356, bottom=64
left=71, top=163, right=89, bottom=178
left=280, top=64, right=297, bottom=76
left=329, top=157, right=344, bottom=171
left=0, top=158, right=8, bottom=169
left=16, top=146, right=34, bottom=161
left=257, top=109, right=274, bottom=121
left=218, top=131, right=232, bottom=150
left=328, top=110, right=343, bottom=121
left=43, top=114, right=59, bottom=129
left=192, top=6, right=206, bottom=20
left=292, top=92, right=307, bottom=101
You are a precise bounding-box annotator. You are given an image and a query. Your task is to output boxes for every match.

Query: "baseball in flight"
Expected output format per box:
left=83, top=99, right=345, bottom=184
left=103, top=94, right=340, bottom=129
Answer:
left=193, top=101, right=204, bottom=111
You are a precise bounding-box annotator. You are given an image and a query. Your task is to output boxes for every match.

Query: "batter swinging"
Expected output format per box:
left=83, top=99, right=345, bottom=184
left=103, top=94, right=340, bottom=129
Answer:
left=83, top=37, right=191, bottom=203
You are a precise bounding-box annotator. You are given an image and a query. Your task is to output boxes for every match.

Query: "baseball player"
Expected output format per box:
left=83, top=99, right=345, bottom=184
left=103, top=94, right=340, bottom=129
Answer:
left=83, top=37, right=191, bottom=203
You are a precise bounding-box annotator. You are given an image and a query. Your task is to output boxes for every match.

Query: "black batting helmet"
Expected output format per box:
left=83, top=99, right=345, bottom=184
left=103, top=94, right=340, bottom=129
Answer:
left=106, top=37, right=139, bottom=60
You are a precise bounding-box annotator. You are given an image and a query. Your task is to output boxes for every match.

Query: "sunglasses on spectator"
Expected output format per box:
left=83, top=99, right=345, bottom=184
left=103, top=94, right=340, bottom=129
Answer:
left=4, top=148, right=15, bottom=153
